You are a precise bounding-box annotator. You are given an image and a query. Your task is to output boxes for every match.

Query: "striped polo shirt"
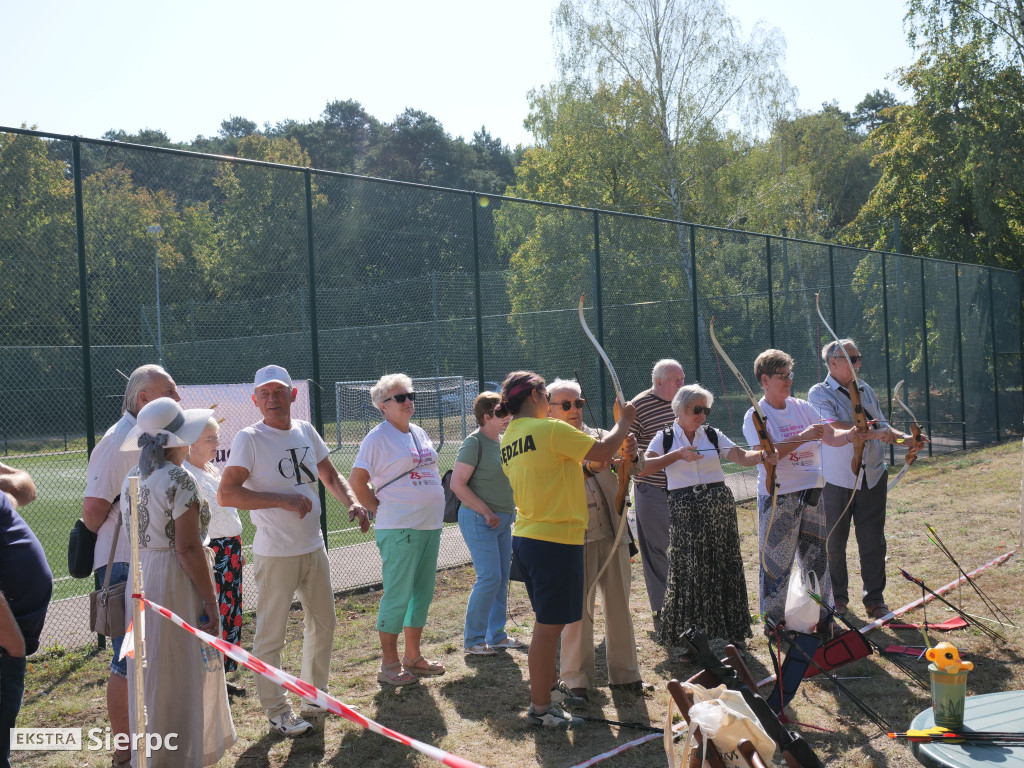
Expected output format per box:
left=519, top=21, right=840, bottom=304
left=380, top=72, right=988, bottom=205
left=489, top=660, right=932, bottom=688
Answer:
left=629, top=389, right=676, bottom=490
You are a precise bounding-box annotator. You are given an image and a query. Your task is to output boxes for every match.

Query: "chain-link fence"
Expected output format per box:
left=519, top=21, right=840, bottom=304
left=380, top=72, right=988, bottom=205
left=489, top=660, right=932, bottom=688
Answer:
left=1, top=125, right=1021, bottom=651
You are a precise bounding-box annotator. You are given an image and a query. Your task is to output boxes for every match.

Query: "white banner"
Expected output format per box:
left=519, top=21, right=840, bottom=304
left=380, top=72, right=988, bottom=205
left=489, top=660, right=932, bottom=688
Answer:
left=178, top=382, right=311, bottom=470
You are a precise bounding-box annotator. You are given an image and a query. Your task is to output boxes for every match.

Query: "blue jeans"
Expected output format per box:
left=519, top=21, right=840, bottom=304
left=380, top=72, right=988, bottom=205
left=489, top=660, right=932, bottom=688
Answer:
left=458, top=506, right=514, bottom=647
left=1, top=653, right=26, bottom=768
left=95, top=561, right=129, bottom=677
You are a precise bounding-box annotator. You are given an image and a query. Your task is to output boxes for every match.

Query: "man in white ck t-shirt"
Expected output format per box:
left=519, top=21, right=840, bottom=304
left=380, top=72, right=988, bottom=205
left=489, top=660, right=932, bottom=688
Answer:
left=81, top=364, right=179, bottom=768
left=219, top=365, right=370, bottom=737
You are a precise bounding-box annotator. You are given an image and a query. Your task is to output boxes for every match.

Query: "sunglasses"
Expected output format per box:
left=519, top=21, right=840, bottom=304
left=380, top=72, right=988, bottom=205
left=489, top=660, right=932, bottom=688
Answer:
left=551, top=398, right=586, bottom=411
left=691, top=405, right=711, bottom=416
left=383, top=392, right=416, bottom=404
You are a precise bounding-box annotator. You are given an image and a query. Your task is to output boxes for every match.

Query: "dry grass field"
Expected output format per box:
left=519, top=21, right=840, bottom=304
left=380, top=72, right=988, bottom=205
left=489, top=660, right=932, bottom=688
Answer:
left=13, top=441, right=1024, bottom=768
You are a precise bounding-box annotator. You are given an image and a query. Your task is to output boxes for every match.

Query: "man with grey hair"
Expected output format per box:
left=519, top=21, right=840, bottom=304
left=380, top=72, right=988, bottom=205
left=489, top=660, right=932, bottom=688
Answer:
left=808, top=339, right=921, bottom=620
left=81, top=363, right=179, bottom=768
left=546, top=379, right=644, bottom=699
left=628, top=359, right=685, bottom=619
left=220, top=364, right=370, bottom=737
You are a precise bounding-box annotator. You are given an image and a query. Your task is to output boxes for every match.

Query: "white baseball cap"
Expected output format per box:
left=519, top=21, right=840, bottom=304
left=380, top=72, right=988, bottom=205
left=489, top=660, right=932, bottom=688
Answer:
left=121, top=398, right=215, bottom=451
left=253, top=364, right=293, bottom=391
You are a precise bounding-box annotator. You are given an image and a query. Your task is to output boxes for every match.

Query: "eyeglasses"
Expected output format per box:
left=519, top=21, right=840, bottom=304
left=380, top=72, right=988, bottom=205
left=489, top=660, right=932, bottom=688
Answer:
left=551, top=399, right=586, bottom=411
left=831, top=353, right=862, bottom=364
left=691, top=405, right=711, bottom=416
left=383, top=392, right=416, bottom=404
left=769, top=370, right=795, bottom=381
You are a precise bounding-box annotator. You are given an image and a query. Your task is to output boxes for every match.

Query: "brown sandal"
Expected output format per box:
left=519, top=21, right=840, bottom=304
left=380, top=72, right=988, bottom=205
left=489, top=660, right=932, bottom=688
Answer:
left=402, top=654, right=446, bottom=677
left=377, top=661, right=417, bottom=686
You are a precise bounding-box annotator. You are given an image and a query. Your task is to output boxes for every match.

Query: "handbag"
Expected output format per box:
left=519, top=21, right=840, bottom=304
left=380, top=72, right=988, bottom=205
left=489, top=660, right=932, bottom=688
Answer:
left=67, top=518, right=97, bottom=579
left=442, top=435, right=480, bottom=524
left=89, top=515, right=127, bottom=637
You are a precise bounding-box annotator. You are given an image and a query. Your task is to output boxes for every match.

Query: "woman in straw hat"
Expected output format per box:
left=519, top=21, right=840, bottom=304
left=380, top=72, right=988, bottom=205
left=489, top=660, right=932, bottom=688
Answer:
left=120, top=397, right=236, bottom=766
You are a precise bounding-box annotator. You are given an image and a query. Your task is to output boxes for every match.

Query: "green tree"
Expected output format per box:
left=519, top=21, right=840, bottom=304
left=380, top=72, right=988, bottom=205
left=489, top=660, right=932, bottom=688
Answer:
left=81, top=164, right=220, bottom=345
left=725, top=105, right=879, bottom=240
left=846, top=43, right=1024, bottom=269
left=214, top=135, right=323, bottom=301
left=0, top=132, right=76, bottom=345
left=548, top=0, right=792, bottom=224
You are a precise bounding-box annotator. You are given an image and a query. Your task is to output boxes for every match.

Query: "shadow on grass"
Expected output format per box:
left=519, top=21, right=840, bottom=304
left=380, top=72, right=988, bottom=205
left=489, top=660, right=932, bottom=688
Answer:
left=22, top=643, right=105, bottom=707
left=326, top=683, right=448, bottom=767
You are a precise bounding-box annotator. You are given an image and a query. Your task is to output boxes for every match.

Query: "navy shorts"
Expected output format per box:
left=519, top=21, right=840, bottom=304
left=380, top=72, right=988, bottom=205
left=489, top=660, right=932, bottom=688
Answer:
left=512, top=536, right=584, bottom=625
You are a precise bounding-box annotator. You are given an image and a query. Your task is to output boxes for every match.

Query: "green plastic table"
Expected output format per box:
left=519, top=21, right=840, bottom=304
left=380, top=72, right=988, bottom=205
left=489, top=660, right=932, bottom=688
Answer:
left=909, top=690, right=1024, bottom=767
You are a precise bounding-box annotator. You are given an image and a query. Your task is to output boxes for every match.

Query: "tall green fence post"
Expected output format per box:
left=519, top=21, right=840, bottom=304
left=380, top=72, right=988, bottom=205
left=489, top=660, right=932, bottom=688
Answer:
left=881, top=253, right=894, bottom=466
left=592, top=211, right=607, bottom=420
left=766, top=235, right=775, bottom=348
left=73, top=139, right=96, bottom=455
left=987, top=270, right=1001, bottom=442
left=690, top=224, right=700, bottom=381
left=304, top=171, right=328, bottom=545
left=471, top=194, right=485, bottom=391
left=828, top=245, right=837, bottom=329
left=921, top=260, right=933, bottom=457
left=954, top=265, right=967, bottom=450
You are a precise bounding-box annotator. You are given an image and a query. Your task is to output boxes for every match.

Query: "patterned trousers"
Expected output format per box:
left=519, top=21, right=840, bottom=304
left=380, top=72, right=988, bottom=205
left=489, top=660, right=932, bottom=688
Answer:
left=757, top=491, right=833, bottom=629
left=209, top=535, right=244, bottom=672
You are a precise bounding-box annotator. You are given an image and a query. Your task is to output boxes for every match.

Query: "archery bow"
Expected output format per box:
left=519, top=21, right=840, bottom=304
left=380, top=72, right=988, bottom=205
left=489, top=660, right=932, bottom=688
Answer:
left=709, top=318, right=779, bottom=576
left=815, top=292, right=869, bottom=477
left=815, top=292, right=871, bottom=557
left=887, top=380, right=924, bottom=492
left=578, top=294, right=633, bottom=618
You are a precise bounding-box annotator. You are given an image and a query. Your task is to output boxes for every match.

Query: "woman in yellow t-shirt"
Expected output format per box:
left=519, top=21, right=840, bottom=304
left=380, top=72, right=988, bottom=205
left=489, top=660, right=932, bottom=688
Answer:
left=497, top=370, right=635, bottom=728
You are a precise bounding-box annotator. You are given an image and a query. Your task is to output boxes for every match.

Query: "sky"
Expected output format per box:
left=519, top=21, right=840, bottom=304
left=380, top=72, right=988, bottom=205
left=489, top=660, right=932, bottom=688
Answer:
left=2, top=0, right=918, bottom=149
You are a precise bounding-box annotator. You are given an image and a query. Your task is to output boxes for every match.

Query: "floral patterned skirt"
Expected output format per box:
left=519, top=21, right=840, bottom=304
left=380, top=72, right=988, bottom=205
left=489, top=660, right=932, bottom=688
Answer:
left=655, top=485, right=752, bottom=646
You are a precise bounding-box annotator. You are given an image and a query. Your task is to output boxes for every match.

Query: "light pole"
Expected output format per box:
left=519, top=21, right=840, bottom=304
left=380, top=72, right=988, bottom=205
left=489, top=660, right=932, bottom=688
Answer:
left=146, top=224, right=163, bottom=365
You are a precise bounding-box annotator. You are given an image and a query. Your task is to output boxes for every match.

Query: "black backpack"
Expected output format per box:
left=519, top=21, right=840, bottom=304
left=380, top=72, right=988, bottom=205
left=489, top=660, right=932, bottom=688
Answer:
left=660, top=424, right=719, bottom=454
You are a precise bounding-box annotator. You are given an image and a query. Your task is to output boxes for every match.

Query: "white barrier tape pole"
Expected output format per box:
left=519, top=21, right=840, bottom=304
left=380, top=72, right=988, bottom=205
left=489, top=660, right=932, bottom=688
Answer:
left=568, top=721, right=686, bottom=768
left=755, top=546, right=1017, bottom=688
left=138, top=597, right=489, bottom=768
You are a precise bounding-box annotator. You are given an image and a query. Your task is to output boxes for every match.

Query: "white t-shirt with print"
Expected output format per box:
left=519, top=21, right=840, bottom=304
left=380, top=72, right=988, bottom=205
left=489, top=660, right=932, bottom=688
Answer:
left=84, top=413, right=138, bottom=570
left=225, top=420, right=329, bottom=557
left=743, top=397, right=823, bottom=496
left=645, top=423, right=736, bottom=490
left=353, top=420, right=444, bottom=531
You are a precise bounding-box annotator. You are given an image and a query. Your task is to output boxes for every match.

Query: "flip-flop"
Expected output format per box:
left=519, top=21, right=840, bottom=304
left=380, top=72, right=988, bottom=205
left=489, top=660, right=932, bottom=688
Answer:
left=377, top=661, right=417, bottom=686
left=402, top=654, right=446, bottom=677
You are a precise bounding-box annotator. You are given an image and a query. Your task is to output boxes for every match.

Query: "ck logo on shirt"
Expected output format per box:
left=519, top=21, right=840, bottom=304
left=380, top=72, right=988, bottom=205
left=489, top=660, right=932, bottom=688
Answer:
left=501, top=434, right=537, bottom=465
left=278, top=447, right=316, bottom=486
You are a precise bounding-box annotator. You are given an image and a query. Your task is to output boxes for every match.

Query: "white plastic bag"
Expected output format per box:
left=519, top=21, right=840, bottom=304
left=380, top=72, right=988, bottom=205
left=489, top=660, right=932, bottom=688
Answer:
left=784, top=567, right=820, bottom=633
left=670, top=683, right=776, bottom=768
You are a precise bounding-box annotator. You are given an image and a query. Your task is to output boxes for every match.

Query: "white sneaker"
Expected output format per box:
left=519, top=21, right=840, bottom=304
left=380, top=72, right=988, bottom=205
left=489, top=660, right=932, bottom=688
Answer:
left=550, top=681, right=587, bottom=707
left=299, top=701, right=328, bottom=718
left=527, top=705, right=584, bottom=728
left=269, top=710, right=313, bottom=737
left=491, top=636, right=526, bottom=649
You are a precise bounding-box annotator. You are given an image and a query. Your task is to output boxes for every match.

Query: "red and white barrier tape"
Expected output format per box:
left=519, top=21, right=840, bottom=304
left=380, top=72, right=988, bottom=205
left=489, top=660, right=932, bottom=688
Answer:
left=755, top=546, right=1017, bottom=688
left=136, top=597, right=489, bottom=768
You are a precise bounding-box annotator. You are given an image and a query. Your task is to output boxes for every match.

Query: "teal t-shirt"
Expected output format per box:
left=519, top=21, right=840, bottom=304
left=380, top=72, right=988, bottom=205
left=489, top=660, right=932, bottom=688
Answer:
left=456, top=430, right=516, bottom=515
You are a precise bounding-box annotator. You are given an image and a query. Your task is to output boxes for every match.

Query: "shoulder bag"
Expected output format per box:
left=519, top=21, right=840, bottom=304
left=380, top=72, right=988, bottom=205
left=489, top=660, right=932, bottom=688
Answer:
left=89, top=515, right=127, bottom=638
